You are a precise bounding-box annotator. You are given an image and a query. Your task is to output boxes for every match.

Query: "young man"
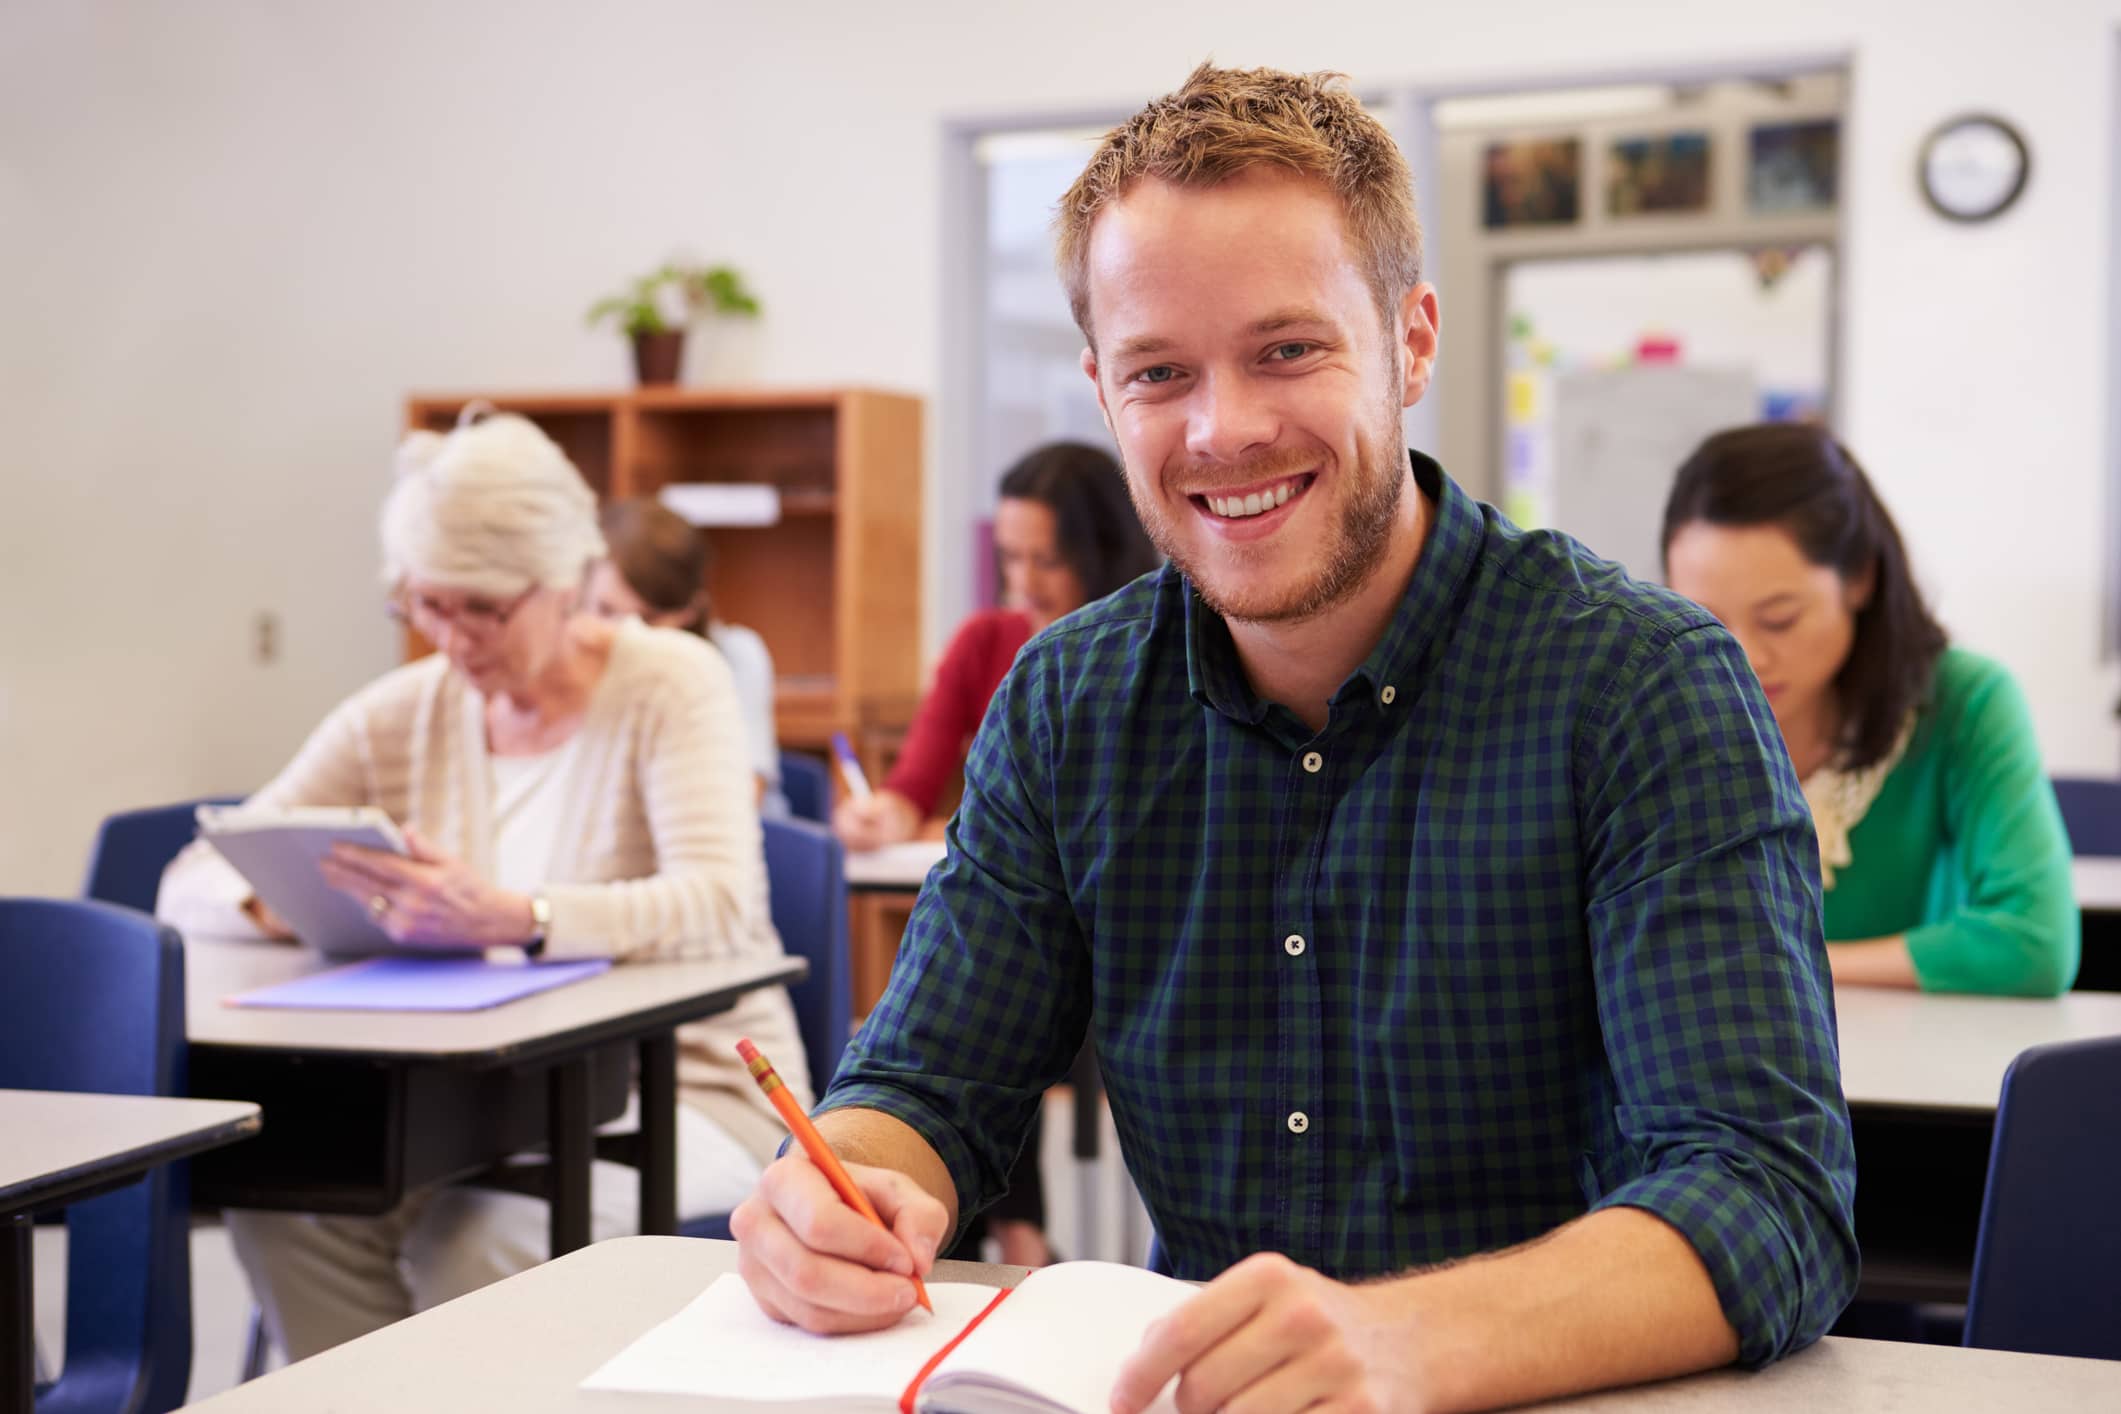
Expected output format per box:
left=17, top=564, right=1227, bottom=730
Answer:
left=732, top=64, right=1856, bottom=1413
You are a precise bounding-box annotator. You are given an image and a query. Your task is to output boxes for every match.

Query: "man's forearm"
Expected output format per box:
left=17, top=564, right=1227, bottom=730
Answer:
left=815, top=1107, right=962, bottom=1235
left=1391, top=1206, right=1739, bottom=1412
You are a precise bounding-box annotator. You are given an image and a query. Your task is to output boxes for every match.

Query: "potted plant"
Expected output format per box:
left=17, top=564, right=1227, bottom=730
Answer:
left=586, top=262, right=762, bottom=386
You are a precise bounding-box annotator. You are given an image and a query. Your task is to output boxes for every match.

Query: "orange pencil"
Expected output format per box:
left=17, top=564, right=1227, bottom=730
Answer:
left=737, top=1037, right=932, bottom=1313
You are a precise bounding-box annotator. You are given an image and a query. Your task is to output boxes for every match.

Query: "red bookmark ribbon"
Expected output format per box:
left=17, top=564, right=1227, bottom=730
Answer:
left=899, top=1286, right=1013, bottom=1414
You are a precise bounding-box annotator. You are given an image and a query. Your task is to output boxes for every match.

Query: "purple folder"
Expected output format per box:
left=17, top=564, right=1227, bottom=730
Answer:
left=226, top=956, right=613, bottom=1012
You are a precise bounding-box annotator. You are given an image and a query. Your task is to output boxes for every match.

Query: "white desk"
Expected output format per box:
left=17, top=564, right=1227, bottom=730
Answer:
left=2, top=1090, right=260, bottom=1413
left=185, top=937, right=800, bottom=1062
left=845, top=839, right=948, bottom=891
left=1834, top=985, right=2121, bottom=1305
left=184, top=1236, right=2121, bottom=1413
left=182, top=936, right=802, bottom=1256
left=1836, top=985, right=2121, bottom=1113
left=2073, top=856, right=2121, bottom=911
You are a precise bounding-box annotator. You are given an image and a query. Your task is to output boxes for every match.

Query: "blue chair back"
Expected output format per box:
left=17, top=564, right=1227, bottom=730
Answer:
left=81, top=797, right=242, bottom=914
left=778, top=753, right=833, bottom=826
left=1963, top=1034, right=2121, bottom=1359
left=678, top=819, right=850, bottom=1242
left=0, top=898, right=193, bottom=1413
left=760, top=817, right=852, bottom=1094
left=2050, top=776, right=2121, bottom=857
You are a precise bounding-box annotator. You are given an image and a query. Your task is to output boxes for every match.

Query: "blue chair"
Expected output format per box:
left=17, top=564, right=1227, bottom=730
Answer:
left=81, top=798, right=242, bottom=914
left=778, top=753, right=833, bottom=826
left=79, top=798, right=278, bottom=1383
left=1, top=899, right=192, bottom=1414
left=1962, top=1034, right=2121, bottom=1359
left=680, top=817, right=852, bottom=1240
left=2050, top=777, right=2121, bottom=857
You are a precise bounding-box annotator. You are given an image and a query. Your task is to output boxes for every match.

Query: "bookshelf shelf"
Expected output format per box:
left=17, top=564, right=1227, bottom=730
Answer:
left=403, top=387, right=923, bottom=751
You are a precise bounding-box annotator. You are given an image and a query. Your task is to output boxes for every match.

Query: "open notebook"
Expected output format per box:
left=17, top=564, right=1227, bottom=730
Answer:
left=581, top=1262, right=1194, bottom=1413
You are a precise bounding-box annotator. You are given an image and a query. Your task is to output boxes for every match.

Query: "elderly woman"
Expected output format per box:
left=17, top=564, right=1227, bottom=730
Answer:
left=159, top=411, right=808, bottom=1359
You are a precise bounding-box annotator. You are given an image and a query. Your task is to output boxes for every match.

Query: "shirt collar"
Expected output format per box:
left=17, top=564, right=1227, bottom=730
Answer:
left=1183, top=451, right=1482, bottom=726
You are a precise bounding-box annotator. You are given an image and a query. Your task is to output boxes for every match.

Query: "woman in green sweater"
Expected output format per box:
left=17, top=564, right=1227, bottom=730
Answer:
left=1662, top=423, right=2077, bottom=996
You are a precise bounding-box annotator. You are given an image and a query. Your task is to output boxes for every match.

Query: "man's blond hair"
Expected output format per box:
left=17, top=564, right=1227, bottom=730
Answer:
left=1055, top=62, right=1423, bottom=347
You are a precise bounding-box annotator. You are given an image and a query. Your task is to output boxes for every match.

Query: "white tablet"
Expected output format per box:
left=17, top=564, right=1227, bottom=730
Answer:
left=195, top=804, right=430, bottom=956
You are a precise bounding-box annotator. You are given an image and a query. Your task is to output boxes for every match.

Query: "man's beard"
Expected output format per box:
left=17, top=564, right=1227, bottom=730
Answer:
left=1125, top=399, right=1407, bottom=626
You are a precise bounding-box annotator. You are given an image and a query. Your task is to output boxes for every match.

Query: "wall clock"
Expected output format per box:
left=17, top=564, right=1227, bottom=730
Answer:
left=1919, top=114, right=2030, bottom=223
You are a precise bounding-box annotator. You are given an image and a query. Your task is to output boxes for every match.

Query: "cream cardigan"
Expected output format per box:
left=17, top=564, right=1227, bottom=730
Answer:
left=159, top=619, right=809, bottom=1166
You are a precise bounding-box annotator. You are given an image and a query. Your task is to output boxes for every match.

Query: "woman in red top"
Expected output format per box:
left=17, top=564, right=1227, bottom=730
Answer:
left=836, top=441, right=1159, bottom=847
left=833, top=440, right=1157, bottom=1265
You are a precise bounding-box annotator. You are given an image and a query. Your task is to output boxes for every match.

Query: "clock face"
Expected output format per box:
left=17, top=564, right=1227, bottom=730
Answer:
left=1920, top=115, right=2030, bottom=223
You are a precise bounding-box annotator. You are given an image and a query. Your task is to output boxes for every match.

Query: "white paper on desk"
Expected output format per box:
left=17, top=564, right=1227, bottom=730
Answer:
left=658, top=482, right=782, bottom=527
left=579, top=1272, right=992, bottom=1409
left=845, top=840, right=949, bottom=888
left=580, top=1265, right=1190, bottom=1413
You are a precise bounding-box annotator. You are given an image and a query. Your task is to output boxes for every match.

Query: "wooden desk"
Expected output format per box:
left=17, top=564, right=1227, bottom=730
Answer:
left=1836, top=986, right=2121, bottom=1305
left=2, top=1090, right=259, bottom=1414
left=184, top=1235, right=2121, bottom=1412
left=846, top=840, right=946, bottom=1018
left=183, top=938, right=801, bottom=1258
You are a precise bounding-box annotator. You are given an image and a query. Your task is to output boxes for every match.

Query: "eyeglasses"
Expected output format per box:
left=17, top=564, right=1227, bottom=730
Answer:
left=386, top=584, right=540, bottom=636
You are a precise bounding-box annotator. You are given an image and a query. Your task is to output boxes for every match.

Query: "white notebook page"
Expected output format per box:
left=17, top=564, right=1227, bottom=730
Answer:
left=927, top=1261, right=1194, bottom=1413
left=580, top=1272, right=999, bottom=1405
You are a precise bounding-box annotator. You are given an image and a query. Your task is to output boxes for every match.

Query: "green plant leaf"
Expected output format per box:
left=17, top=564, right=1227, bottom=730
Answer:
left=591, top=259, right=757, bottom=338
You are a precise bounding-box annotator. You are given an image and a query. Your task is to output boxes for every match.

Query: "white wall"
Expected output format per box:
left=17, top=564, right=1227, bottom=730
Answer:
left=4, top=0, right=2117, bottom=891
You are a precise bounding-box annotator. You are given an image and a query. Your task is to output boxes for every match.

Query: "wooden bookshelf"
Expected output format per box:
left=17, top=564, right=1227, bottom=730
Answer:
left=402, top=388, right=924, bottom=752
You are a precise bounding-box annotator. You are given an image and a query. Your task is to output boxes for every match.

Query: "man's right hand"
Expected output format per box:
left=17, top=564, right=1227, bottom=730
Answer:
left=730, top=1152, right=951, bottom=1333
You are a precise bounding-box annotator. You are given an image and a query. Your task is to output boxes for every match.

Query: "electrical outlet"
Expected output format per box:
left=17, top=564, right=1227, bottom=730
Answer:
left=254, top=611, right=280, bottom=664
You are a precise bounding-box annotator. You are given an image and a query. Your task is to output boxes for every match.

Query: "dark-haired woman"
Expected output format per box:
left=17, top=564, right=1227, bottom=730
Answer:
left=834, top=440, right=1158, bottom=1267
left=834, top=441, right=1160, bottom=852
left=1662, top=424, right=2076, bottom=996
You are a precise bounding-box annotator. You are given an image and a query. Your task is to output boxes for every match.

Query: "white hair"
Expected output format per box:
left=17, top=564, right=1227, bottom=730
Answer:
left=379, top=412, right=607, bottom=598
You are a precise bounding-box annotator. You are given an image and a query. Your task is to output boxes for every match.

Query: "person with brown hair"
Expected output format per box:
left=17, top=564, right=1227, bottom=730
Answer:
left=585, top=497, right=786, bottom=815
left=733, top=64, right=1855, bottom=1412
left=1663, top=423, right=2077, bottom=996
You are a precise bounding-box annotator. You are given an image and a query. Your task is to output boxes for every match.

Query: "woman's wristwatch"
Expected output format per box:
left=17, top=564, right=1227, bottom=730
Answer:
left=526, top=894, right=552, bottom=957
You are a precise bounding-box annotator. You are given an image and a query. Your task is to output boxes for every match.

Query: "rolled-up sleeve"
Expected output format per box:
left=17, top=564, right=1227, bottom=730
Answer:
left=819, top=656, right=1090, bottom=1233
left=1579, top=622, right=1859, bottom=1365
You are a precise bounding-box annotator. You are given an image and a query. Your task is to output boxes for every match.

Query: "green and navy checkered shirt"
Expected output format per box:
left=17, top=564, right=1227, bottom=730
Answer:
left=824, top=453, right=1858, bottom=1364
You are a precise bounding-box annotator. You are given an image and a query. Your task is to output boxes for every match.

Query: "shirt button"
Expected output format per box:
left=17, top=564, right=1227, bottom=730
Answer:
left=1287, top=1111, right=1310, bottom=1134
left=1380, top=685, right=1397, bottom=705
left=1301, top=751, right=1323, bottom=774
left=1284, top=933, right=1306, bottom=956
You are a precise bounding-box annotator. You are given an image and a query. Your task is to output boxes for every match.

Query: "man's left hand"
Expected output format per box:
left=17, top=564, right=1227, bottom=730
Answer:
left=1109, top=1252, right=1432, bottom=1414
left=319, top=827, right=536, bottom=948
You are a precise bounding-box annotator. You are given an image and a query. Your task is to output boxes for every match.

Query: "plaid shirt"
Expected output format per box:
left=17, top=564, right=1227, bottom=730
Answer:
left=825, top=454, right=1857, bottom=1365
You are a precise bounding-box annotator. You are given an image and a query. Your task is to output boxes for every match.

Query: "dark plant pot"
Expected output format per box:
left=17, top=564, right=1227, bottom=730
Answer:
left=631, top=331, right=686, bottom=386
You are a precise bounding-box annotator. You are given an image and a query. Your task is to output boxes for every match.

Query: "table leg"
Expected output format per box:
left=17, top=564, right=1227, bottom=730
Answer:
left=1069, top=1046, right=1102, bottom=1261
left=547, top=1058, right=593, bottom=1257
left=3, top=1212, right=32, bottom=1414
left=637, top=1033, right=678, bottom=1236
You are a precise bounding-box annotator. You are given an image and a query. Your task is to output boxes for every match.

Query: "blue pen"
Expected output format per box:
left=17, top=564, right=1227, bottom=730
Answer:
left=830, top=732, right=873, bottom=800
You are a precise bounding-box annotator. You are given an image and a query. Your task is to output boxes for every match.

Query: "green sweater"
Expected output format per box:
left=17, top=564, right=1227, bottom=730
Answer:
left=1824, top=647, right=2078, bottom=996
